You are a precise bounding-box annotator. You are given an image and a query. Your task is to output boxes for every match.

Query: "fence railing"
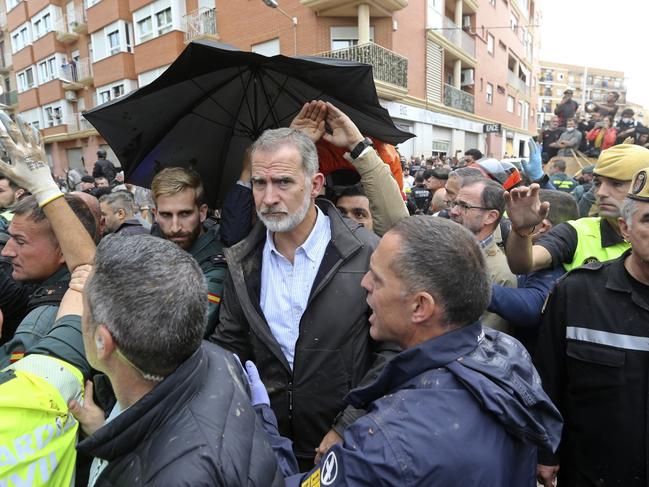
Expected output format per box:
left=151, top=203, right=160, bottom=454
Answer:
left=507, top=70, right=530, bottom=96
left=59, top=58, right=93, bottom=84
left=316, top=42, right=408, bottom=89
left=444, top=83, right=474, bottom=113
left=183, top=7, right=217, bottom=43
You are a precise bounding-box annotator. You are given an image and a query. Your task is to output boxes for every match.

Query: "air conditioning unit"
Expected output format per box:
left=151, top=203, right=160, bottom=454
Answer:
left=65, top=91, right=77, bottom=101
left=462, top=15, right=471, bottom=28
left=461, top=69, right=475, bottom=86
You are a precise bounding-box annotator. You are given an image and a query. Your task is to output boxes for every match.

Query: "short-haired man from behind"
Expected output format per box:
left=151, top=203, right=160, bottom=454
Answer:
left=76, top=236, right=284, bottom=486
left=212, top=121, right=397, bottom=470
left=449, top=176, right=516, bottom=332
left=248, top=217, right=562, bottom=486
left=151, top=167, right=226, bottom=337
left=99, top=191, right=148, bottom=236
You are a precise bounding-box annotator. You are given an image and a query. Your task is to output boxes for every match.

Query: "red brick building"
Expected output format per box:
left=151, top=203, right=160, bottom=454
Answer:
left=3, top=0, right=540, bottom=175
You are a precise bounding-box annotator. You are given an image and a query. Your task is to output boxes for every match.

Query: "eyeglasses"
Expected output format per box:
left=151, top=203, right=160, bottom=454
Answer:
left=448, top=200, right=493, bottom=212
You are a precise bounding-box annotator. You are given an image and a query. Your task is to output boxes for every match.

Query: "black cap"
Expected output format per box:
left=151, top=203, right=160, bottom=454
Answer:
left=81, top=175, right=94, bottom=183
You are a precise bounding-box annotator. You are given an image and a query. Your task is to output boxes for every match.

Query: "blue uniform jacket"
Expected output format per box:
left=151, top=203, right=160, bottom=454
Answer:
left=261, top=322, right=563, bottom=486
left=488, top=266, right=565, bottom=351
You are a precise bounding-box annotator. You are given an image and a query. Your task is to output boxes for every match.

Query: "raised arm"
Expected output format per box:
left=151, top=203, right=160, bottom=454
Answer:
left=0, top=113, right=95, bottom=270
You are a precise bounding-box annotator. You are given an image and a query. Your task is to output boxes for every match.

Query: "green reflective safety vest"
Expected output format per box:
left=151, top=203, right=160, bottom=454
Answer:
left=564, top=217, right=629, bottom=271
left=0, top=355, right=83, bottom=487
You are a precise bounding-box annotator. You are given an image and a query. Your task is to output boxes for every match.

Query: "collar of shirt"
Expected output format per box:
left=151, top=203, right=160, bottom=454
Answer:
left=266, top=206, right=330, bottom=262
left=479, top=234, right=494, bottom=250
left=600, top=217, right=625, bottom=248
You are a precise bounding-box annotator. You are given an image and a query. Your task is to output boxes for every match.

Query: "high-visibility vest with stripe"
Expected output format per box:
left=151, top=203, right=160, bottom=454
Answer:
left=564, top=217, right=629, bottom=271
left=0, top=355, right=83, bottom=487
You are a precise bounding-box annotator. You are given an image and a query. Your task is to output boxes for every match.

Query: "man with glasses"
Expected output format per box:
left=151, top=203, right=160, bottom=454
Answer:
left=449, top=176, right=516, bottom=332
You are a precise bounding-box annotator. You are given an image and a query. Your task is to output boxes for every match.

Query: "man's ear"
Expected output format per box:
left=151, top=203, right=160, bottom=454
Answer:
left=95, top=324, right=116, bottom=361
left=116, top=208, right=126, bottom=220
left=411, top=291, right=435, bottom=324
left=199, top=204, right=208, bottom=223
left=483, top=209, right=500, bottom=228
left=311, top=173, right=325, bottom=198
left=619, top=216, right=630, bottom=241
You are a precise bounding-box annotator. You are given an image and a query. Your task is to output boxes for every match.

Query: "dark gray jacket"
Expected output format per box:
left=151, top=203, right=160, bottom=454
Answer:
left=211, top=199, right=397, bottom=465
left=77, top=342, right=283, bottom=486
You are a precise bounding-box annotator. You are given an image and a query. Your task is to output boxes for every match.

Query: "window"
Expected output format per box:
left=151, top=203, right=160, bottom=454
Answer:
left=11, top=23, right=32, bottom=53
left=108, top=30, right=120, bottom=55
left=17, top=67, right=35, bottom=92
left=6, top=0, right=21, bottom=11
left=486, top=83, right=493, bottom=104
left=517, top=101, right=523, bottom=116
left=137, top=17, right=153, bottom=42
left=507, top=95, right=515, bottom=113
left=330, top=26, right=374, bottom=50
left=37, top=56, right=59, bottom=83
left=99, top=90, right=111, bottom=104
left=155, top=7, right=172, bottom=35
left=252, top=38, right=280, bottom=56
left=112, top=84, right=124, bottom=98
left=32, top=7, right=58, bottom=40
left=510, top=13, right=518, bottom=32
left=487, top=33, right=494, bottom=55
left=44, top=106, right=62, bottom=127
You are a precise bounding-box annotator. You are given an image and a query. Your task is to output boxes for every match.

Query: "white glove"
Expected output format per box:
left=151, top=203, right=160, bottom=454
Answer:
left=0, top=112, right=62, bottom=207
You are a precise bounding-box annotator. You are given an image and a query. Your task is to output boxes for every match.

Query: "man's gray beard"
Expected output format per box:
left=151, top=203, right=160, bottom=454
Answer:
left=257, top=188, right=312, bottom=233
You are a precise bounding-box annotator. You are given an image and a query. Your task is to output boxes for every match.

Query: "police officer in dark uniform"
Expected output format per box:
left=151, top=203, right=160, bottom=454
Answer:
left=534, top=167, right=649, bottom=487
left=92, top=149, right=117, bottom=184
left=407, top=173, right=432, bottom=214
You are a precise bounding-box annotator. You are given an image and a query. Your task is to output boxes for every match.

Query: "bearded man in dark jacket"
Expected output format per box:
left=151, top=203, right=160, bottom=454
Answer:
left=211, top=105, right=398, bottom=469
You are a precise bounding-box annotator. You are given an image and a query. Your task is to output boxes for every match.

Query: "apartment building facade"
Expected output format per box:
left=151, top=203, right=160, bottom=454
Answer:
left=6, top=0, right=540, bottom=176
left=537, top=61, right=631, bottom=127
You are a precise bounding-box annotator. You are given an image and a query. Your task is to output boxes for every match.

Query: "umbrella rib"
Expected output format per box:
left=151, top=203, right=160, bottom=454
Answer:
left=261, top=70, right=327, bottom=125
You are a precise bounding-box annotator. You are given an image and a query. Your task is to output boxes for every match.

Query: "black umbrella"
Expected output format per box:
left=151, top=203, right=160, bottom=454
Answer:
left=84, top=40, right=414, bottom=207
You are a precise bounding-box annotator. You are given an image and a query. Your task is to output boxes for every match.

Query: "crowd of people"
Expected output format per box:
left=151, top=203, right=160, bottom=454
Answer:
left=0, top=96, right=647, bottom=487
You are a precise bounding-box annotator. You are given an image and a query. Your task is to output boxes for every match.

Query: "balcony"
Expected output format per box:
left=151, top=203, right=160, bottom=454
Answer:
left=507, top=71, right=530, bottom=97
left=316, top=42, right=407, bottom=97
left=0, top=58, right=12, bottom=74
left=61, top=113, right=94, bottom=133
left=183, top=7, right=217, bottom=43
left=70, top=6, right=88, bottom=34
left=59, top=58, right=94, bottom=90
left=427, top=11, right=476, bottom=65
left=0, top=90, right=18, bottom=107
left=0, top=10, right=6, bottom=30
left=441, top=16, right=475, bottom=57
left=300, top=0, right=407, bottom=17
left=443, top=83, right=474, bottom=113
left=54, top=16, right=80, bottom=44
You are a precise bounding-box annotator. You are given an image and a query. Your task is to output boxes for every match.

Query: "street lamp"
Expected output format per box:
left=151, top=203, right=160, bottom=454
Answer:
left=261, top=0, right=298, bottom=55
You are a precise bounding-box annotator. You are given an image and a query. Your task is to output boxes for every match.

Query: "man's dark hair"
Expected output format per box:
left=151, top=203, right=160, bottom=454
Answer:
left=464, top=149, right=483, bottom=160
left=431, top=168, right=450, bottom=180
left=85, top=235, right=206, bottom=379
left=414, top=174, right=425, bottom=184
left=337, top=185, right=367, bottom=200
left=539, top=189, right=578, bottom=226
left=390, top=216, right=490, bottom=327
left=553, top=159, right=566, bottom=171
left=460, top=176, right=506, bottom=224
left=621, top=108, right=634, bottom=118
left=450, top=167, right=482, bottom=179
left=13, top=194, right=98, bottom=242
left=610, top=91, right=620, bottom=101
left=423, top=169, right=435, bottom=180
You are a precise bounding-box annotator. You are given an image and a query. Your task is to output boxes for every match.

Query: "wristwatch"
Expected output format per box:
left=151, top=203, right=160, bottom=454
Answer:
left=349, top=137, right=373, bottom=160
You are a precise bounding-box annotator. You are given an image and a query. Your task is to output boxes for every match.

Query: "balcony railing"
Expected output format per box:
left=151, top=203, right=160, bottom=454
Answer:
left=68, top=6, right=88, bottom=34
left=183, top=7, right=217, bottom=43
left=0, top=10, right=6, bottom=29
left=0, top=90, right=17, bottom=107
left=507, top=70, right=530, bottom=96
left=428, top=9, right=476, bottom=58
left=54, top=16, right=80, bottom=43
left=444, top=83, right=474, bottom=113
left=316, top=42, right=408, bottom=89
left=59, top=58, right=93, bottom=88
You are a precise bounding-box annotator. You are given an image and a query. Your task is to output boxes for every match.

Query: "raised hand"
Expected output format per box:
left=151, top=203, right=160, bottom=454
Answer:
left=290, top=100, right=327, bottom=143
left=503, top=183, right=550, bottom=232
left=322, top=102, right=364, bottom=150
left=522, top=139, right=544, bottom=181
left=0, top=112, right=61, bottom=206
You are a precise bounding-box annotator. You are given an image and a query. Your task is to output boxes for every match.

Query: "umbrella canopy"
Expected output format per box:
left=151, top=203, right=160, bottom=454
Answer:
left=84, top=40, right=414, bottom=207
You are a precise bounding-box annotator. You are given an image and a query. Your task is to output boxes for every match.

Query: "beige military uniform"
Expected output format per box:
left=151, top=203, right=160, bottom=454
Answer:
left=481, top=237, right=517, bottom=333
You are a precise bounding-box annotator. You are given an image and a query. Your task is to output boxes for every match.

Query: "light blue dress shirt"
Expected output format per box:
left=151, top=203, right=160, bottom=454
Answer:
left=260, top=207, right=331, bottom=369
